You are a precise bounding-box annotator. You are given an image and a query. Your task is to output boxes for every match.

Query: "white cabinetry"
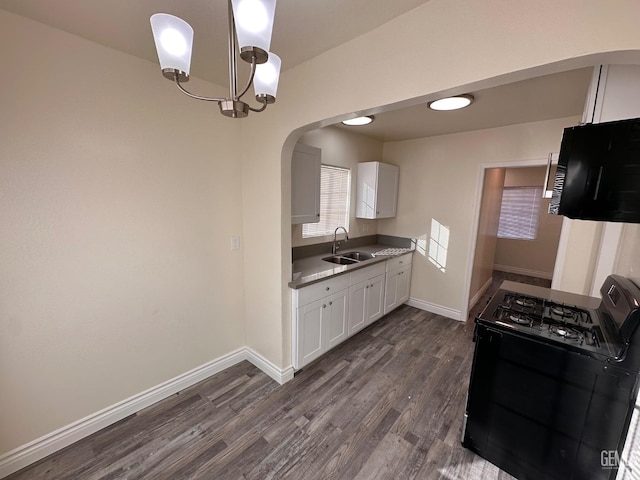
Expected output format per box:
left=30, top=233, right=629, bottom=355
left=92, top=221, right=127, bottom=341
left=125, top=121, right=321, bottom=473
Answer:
left=296, top=300, right=324, bottom=366
left=293, top=274, right=349, bottom=368
left=356, top=162, right=399, bottom=219
left=348, top=263, right=386, bottom=336
left=291, top=143, right=321, bottom=224
left=584, top=65, right=640, bottom=124
left=292, top=253, right=413, bottom=370
left=325, top=289, right=349, bottom=350
left=384, top=253, right=412, bottom=314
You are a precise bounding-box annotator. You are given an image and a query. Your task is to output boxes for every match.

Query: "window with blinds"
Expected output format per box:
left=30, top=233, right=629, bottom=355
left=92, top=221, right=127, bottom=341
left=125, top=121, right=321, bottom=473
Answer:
left=303, top=165, right=351, bottom=238
left=497, top=187, right=542, bottom=240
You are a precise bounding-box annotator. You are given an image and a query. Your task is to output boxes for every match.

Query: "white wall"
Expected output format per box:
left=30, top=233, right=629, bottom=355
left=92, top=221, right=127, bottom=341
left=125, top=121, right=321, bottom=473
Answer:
left=378, top=117, right=579, bottom=315
left=493, top=166, right=564, bottom=278
left=0, top=11, right=245, bottom=454
left=615, top=224, right=640, bottom=286
left=292, top=127, right=382, bottom=247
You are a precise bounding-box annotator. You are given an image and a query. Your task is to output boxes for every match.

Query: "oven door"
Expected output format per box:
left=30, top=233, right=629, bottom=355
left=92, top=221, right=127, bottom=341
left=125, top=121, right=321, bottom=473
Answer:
left=463, top=322, right=635, bottom=480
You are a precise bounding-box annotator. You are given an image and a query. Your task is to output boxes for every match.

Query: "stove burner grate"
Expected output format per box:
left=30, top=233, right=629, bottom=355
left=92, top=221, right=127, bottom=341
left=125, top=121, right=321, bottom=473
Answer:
left=549, top=324, right=582, bottom=341
left=515, top=297, right=537, bottom=308
left=509, top=313, right=532, bottom=325
left=494, top=305, right=537, bottom=327
left=544, top=302, right=592, bottom=326
left=550, top=306, right=576, bottom=318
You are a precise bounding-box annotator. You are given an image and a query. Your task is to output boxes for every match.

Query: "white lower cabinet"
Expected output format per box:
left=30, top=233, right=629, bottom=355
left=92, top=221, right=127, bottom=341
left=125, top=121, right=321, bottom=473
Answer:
left=384, top=253, right=413, bottom=314
left=293, top=274, right=350, bottom=369
left=297, top=299, right=324, bottom=367
left=325, top=289, right=349, bottom=350
left=367, top=274, right=386, bottom=322
left=295, top=288, right=349, bottom=368
left=349, top=273, right=385, bottom=336
left=293, top=253, right=412, bottom=369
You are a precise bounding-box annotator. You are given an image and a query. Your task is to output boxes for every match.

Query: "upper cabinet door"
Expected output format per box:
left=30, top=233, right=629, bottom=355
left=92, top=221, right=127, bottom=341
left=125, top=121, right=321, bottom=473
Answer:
left=356, top=161, right=399, bottom=219
left=291, top=143, right=321, bottom=224
left=376, top=162, right=399, bottom=218
left=584, top=65, right=640, bottom=124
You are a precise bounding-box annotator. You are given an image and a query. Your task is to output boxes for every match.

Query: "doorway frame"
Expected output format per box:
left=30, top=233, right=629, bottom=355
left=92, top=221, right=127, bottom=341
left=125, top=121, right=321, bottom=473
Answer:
left=461, top=156, right=554, bottom=322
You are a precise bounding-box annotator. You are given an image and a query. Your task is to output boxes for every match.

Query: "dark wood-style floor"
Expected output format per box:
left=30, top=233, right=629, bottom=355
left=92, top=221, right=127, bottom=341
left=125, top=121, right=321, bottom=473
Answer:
left=8, top=272, right=549, bottom=480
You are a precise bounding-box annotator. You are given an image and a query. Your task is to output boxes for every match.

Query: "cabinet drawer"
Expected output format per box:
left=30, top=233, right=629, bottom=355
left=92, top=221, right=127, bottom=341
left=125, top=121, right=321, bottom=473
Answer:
left=297, top=274, right=350, bottom=306
left=385, top=253, right=413, bottom=272
left=350, top=262, right=386, bottom=285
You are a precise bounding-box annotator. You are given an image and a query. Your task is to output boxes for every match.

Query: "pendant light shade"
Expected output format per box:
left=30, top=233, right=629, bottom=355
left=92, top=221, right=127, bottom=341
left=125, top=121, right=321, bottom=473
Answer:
left=254, top=53, right=281, bottom=103
left=150, top=13, right=194, bottom=81
left=231, top=0, right=276, bottom=63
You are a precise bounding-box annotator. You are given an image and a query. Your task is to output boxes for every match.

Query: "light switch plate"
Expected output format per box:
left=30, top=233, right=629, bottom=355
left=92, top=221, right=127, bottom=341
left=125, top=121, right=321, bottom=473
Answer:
left=231, top=236, right=240, bottom=250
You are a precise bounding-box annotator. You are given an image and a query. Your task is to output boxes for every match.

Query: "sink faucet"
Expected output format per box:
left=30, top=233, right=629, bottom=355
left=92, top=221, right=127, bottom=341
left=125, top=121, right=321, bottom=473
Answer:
left=332, top=226, right=349, bottom=255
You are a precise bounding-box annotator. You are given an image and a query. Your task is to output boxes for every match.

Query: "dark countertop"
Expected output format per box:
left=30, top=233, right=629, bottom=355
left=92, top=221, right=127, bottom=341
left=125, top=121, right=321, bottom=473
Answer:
left=289, top=244, right=413, bottom=289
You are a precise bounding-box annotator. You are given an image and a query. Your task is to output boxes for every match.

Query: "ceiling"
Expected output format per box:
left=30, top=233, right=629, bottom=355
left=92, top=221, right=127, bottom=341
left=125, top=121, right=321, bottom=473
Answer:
left=335, top=67, right=593, bottom=142
left=1, top=1, right=592, bottom=142
left=0, top=0, right=431, bottom=86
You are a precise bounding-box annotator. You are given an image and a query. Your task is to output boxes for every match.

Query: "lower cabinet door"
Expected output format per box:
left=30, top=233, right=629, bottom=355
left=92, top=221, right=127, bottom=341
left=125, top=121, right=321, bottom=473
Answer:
left=297, top=300, right=324, bottom=367
left=326, top=289, right=349, bottom=350
left=397, top=266, right=411, bottom=305
left=366, top=274, right=385, bottom=324
left=348, top=281, right=367, bottom=336
left=384, top=270, right=399, bottom=314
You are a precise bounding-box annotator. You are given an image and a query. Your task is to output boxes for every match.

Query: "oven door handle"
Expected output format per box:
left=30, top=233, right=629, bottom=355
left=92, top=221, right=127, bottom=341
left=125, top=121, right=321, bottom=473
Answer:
left=603, top=364, right=631, bottom=379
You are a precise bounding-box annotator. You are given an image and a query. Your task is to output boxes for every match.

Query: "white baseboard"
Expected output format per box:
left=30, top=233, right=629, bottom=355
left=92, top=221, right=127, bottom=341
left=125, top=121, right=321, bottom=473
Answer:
left=468, top=276, right=493, bottom=309
left=493, top=264, right=553, bottom=280
left=0, top=348, right=293, bottom=479
left=406, top=298, right=462, bottom=322
left=245, top=348, right=295, bottom=385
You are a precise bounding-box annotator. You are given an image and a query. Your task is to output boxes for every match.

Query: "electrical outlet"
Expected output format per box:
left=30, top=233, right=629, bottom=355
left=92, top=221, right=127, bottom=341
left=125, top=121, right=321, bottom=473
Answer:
left=231, top=236, right=240, bottom=251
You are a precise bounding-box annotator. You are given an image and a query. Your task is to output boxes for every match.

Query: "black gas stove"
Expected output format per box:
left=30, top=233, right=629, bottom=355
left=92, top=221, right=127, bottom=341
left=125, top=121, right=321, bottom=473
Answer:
left=484, top=285, right=621, bottom=360
left=463, top=275, right=640, bottom=480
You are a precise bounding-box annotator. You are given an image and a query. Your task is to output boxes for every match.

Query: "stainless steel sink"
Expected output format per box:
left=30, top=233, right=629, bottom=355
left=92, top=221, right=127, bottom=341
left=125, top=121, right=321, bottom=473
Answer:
left=322, top=255, right=359, bottom=265
left=322, top=251, right=374, bottom=265
left=341, top=251, right=374, bottom=261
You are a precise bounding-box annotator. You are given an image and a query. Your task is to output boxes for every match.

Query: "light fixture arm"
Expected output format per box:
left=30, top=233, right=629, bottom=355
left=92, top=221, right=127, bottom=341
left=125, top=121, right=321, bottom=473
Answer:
left=249, top=98, right=268, bottom=112
left=174, top=75, right=225, bottom=102
left=235, top=56, right=257, bottom=100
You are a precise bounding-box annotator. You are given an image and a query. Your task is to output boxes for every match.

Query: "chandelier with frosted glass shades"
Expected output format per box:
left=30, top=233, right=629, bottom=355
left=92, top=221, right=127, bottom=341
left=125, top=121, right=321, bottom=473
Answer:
left=150, top=0, right=280, bottom=118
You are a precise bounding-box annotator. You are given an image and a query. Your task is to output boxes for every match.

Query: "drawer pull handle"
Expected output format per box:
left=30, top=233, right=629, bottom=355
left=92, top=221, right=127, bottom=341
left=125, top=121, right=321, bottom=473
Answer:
left=323, top=304, right=326, bottom=308
left=326, top=287, right=330, bottom=291
left=329, top=301, right=333, bottom=306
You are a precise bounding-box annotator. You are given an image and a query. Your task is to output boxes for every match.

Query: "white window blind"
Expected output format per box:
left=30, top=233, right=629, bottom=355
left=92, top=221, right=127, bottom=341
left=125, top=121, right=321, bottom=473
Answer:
left=303, top=165, right=351, bottom=238
left=497, top=187, right=542, bottom=240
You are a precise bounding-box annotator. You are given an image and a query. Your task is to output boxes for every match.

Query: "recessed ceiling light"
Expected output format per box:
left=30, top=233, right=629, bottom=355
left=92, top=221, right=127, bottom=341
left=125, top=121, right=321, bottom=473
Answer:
left=342, top=116, right=374, bottom=126
left=428, top=94, right=474, bottom=111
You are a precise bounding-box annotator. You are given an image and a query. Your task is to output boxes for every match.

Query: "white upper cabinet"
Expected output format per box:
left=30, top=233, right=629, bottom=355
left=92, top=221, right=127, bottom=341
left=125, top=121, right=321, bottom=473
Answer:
left=356, top=161, right=399, bottom=219
left=584, top=65, right=640, bottom=124
left=291, top=143, right=321, bottom=224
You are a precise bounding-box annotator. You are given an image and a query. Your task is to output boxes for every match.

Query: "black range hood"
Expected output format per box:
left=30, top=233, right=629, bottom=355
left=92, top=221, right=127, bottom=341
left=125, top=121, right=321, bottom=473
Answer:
left=550, top=117, right=640, bottom=223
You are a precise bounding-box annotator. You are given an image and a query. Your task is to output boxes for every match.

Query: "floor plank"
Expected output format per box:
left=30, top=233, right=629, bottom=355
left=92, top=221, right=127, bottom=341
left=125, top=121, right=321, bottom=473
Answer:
left=7, top=271, right=545, bottom=480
